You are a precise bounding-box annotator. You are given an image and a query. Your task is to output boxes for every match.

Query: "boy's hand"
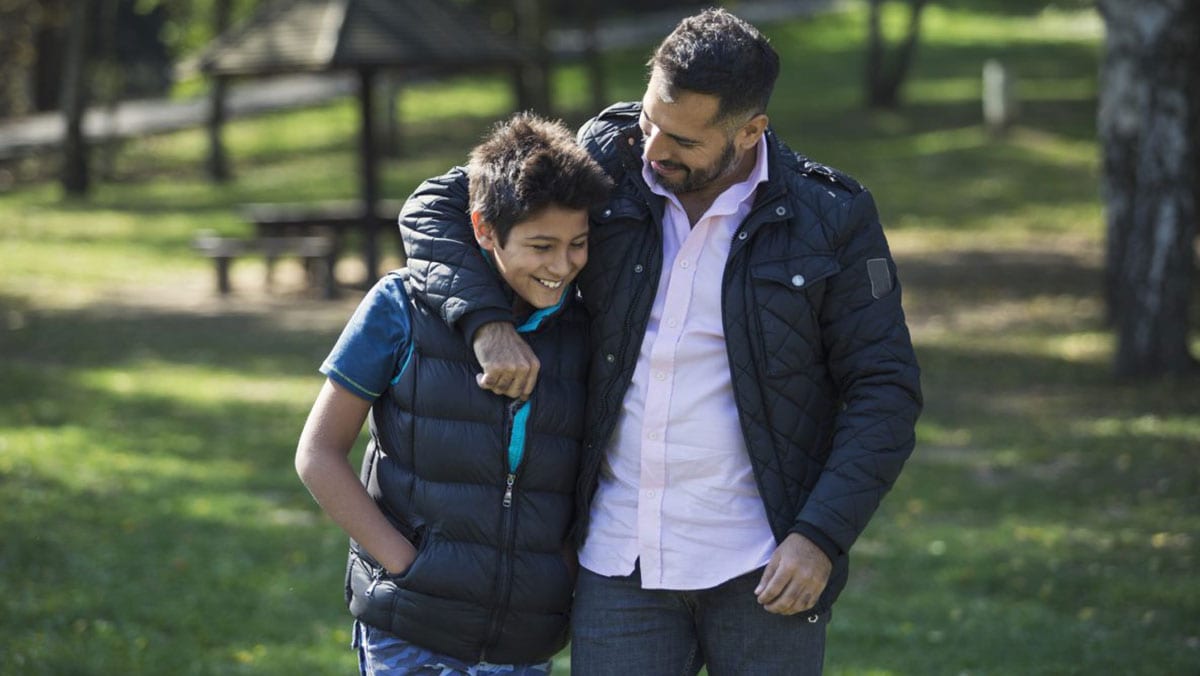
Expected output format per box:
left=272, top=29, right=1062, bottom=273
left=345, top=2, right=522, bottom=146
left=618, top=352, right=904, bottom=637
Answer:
left=473, top=322, right=540, bottom=400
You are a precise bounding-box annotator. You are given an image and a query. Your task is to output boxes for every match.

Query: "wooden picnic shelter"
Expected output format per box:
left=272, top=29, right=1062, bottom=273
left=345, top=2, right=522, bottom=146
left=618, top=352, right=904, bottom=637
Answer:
left=198, top=0, right=526, bottom=283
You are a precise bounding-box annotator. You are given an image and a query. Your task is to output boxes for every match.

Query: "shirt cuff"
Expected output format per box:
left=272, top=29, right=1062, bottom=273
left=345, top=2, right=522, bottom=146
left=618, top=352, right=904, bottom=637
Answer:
left=791, top=521, right=842, bottom=562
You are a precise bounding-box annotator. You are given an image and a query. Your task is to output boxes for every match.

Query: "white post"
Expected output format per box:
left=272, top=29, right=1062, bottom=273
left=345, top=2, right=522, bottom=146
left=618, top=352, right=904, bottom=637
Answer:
left=983, top=59, right=1017, bottom=135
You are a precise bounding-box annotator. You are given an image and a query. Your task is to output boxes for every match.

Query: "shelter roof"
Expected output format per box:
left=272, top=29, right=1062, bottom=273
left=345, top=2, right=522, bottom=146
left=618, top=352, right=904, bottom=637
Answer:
left=200, top=0, right=525, bottom=76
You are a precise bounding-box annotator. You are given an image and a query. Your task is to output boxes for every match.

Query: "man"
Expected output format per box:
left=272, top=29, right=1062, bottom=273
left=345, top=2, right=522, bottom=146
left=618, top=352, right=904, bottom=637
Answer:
left=398, top=9, right=922, bottom=675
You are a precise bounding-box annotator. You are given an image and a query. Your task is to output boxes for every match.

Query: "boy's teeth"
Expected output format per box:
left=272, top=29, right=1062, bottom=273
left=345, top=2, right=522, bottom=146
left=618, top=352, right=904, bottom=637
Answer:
left=537, top=278, right=562, bottom=289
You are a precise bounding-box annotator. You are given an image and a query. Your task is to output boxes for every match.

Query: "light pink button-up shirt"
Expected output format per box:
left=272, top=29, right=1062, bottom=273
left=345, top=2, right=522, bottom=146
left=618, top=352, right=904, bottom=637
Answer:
left=578, top=136, right=777, bottom=590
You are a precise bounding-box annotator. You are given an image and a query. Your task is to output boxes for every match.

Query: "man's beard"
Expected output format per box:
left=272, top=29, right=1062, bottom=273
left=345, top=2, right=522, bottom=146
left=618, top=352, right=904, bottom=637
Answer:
left=654, top=139, right=738, bottom=195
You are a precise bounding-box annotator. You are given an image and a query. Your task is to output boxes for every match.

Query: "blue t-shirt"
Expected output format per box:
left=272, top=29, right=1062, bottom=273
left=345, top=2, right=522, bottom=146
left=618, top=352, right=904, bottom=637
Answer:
left=321, top=273, right=412, bottom=402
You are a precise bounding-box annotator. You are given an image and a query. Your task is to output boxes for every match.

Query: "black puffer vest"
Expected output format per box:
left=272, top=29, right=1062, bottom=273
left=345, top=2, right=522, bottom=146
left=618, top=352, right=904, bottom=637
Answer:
left=345, top=270, right=589, bottom=664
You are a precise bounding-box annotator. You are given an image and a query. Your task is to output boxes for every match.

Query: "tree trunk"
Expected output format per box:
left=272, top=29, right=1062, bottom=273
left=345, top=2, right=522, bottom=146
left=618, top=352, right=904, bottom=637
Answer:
left=865, top=0, right=928, bottom=110
left=0, top=1, right=39, bottom=118
left=514, top=0, right=552, bottom=114
left=1099, top=0, right=1200, bottom=379
left=61, top=0, right=94, bottom=197
left=207, top=0, right=232, bottom=182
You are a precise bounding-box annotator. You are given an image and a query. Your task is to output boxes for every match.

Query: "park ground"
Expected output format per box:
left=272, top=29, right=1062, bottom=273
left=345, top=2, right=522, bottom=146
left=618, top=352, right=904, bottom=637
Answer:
left=1, top=4, right=1198, bottom=675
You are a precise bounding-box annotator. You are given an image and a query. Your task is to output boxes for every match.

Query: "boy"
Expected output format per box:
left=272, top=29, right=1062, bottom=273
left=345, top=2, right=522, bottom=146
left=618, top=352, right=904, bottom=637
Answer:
left=295, top=113, right=612, bottom=675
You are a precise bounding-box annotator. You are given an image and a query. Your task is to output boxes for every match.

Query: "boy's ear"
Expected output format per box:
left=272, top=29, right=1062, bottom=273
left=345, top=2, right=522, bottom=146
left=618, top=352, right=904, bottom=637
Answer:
left=471, top=211, right=496, bottom=249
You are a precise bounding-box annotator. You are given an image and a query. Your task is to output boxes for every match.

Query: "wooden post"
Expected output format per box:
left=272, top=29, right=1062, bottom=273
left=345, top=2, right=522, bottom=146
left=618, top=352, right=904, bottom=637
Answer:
left=358, top=68, right=380, bottom=282
left=207, top=74, right=231, bottom=181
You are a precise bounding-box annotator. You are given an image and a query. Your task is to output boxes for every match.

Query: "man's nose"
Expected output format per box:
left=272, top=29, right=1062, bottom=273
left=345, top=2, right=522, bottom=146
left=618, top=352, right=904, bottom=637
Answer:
left=643, top=127, right=666, bottom=160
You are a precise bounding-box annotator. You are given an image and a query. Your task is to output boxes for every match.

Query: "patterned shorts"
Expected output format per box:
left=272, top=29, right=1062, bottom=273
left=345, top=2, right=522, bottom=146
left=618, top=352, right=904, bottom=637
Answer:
left=353, top=621, right=554, bottom=676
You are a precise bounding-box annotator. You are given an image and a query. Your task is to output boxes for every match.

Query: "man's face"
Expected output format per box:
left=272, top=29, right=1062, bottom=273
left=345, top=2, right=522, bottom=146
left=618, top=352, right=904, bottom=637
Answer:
left=638, top=70, right=745, bottom=196
left=476, top=204, right=590, bottom=310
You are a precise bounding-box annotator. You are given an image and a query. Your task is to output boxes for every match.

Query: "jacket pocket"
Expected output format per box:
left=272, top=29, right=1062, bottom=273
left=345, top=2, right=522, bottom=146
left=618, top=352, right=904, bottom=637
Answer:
left=346, top=527, right=429, bottom=630
left=347, top=548, right=399, bottom=632
left=750, top=256, right=841, bottom=377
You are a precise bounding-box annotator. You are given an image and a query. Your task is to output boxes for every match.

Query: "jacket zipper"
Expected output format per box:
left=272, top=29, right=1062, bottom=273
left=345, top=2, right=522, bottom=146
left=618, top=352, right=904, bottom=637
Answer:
left=481, top=399, right=525, bottom=660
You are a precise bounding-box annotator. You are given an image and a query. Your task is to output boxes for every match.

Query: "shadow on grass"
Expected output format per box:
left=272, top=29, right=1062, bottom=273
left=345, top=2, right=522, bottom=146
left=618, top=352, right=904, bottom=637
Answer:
left=1, top=297, right=359, bottom=674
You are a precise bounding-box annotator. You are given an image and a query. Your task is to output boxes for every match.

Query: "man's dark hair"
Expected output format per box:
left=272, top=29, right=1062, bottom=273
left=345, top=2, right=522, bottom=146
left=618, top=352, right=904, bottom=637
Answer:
left=648, top=8, right=780, bottom=125
left=468, top=112, right=613, bottom=246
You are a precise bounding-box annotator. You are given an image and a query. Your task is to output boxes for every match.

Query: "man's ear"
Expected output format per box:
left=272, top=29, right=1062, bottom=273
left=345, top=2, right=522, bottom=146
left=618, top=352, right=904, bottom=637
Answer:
left=471, top=211, right=496, bottom=249
left=736, top=113, right=769, bottom=151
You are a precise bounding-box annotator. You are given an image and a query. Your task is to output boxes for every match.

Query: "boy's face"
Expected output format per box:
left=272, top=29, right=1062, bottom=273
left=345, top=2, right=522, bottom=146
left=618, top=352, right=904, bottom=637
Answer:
left=473, top=204, right=589, bottom=310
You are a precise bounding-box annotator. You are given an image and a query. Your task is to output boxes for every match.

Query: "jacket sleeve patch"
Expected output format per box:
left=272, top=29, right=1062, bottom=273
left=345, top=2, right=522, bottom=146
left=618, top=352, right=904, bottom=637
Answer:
left=867, top=258, right=893, bottom=299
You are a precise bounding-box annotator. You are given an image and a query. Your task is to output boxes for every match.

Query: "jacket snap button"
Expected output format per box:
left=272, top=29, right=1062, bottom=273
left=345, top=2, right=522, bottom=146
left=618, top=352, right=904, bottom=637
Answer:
left=605, top=353, right=616, bottom=363
left=775, top=206, right=787, bottom=217
left=634, top=264, right=644, bottom=273
left=792, top=274, right=805, bottom=287
left=603, top=209, right=612, bottom=218
left=807, top=613, right=819, bottom=623
left=737, top=231, right=748, bottom=240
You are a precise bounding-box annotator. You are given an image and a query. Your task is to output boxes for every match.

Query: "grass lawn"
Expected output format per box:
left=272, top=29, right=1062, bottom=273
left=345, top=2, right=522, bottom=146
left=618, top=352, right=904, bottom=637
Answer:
left=1, top=4, right=1197, bottom=675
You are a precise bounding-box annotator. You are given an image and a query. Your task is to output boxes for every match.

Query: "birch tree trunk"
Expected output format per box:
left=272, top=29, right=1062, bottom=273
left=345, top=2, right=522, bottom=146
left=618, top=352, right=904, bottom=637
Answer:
left=1098, top=0, right=1199, bottom=379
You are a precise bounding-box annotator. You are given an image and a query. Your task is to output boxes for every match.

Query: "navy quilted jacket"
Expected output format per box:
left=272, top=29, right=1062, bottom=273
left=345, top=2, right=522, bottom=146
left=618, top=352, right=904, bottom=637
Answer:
left=398, top=103, right=922, bottom=613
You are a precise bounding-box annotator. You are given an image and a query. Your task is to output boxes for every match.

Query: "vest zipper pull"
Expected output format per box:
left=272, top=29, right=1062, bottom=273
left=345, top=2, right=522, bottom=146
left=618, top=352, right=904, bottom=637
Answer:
left=502, top=472, right=516, bottom=508
left=365, top=566, right=386, bottom=597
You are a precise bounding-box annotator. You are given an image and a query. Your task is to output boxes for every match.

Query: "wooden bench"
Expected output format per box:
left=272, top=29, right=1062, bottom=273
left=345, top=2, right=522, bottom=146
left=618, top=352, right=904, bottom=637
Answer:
left=193, top=230, right=338, bottom=299
left=239, top=200, right=406, bottom=283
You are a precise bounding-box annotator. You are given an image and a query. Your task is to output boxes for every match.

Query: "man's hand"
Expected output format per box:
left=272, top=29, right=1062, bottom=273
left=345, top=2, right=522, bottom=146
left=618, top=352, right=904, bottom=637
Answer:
left=754, top=533, right=832, bottom=615
left=473, top=321, right=540, bottom=400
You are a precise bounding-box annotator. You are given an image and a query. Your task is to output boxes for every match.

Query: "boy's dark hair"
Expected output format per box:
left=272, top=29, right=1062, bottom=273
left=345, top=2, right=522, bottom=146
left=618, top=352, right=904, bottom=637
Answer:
left=648, top=8, right=780, bottom=126
left=468, top=112, right=613, bottom=246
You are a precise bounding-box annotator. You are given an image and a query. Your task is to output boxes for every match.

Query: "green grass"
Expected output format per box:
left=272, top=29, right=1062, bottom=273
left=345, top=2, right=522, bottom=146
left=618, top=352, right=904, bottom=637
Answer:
left=2, top=4, right=1198, bottom=675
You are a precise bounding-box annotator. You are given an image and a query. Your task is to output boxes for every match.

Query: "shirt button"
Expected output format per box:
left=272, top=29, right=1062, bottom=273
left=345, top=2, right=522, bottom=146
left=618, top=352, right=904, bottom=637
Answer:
left=648, top=432, right=658, bottom=440
left=680, top=260, right=689, bottom=269
left=646, top=490, right=656, bottom=498
left=654, top=371, right=666, bottom=381
left=667, top=319, right=678, bottom=328
left=605, top=353, right=616, bottom=363
left=792, top=274, right=806, bottom=287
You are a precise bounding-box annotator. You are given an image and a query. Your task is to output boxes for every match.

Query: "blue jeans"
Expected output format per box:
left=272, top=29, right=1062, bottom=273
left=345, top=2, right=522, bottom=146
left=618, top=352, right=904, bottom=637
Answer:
left=571, top=565, right=828, bottom=676
left=353, top=622, right=553, bottom=676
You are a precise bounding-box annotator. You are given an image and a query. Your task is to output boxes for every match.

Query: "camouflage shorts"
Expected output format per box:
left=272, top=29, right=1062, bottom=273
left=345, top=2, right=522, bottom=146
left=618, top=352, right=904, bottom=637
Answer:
left=353, top=621, right=554, bottom=676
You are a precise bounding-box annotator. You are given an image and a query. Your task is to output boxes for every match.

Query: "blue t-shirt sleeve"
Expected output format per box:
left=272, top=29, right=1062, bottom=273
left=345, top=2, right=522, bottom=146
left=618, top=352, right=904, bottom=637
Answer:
left=320, top=273, right=412, bottom=402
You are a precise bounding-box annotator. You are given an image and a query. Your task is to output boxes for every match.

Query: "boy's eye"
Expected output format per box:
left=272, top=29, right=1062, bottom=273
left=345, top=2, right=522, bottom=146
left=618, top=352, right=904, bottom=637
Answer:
left=570, top=240, right=588, bottom=249
left=531, top=244, right=552, bottom=252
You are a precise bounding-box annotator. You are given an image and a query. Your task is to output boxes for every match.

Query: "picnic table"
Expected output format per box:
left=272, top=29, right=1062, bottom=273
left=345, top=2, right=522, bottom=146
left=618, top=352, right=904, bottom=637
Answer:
left=194, top=199, right=405, bottom=298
